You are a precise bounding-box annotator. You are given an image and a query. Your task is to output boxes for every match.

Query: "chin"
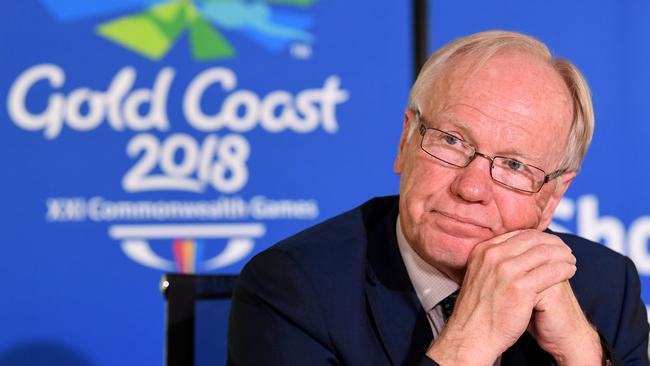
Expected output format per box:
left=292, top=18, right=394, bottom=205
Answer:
left=415, top=231, right=480, bottom=276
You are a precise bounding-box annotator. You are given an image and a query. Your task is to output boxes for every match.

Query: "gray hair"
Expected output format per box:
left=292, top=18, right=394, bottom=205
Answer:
left=408, top=30, right=594, bottom=173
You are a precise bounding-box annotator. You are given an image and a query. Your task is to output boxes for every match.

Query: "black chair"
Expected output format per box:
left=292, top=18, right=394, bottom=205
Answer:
left=161, top=274, right=238, bottom=366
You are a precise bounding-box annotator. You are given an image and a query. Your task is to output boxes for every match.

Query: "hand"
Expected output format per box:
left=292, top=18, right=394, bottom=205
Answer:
left=529, top=281, right=602, bottom=365
left=426, top=230, right=579, bottom=365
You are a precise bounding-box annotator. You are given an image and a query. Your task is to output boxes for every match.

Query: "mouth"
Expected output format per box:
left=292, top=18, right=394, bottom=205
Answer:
left=432, top=210, right=492, bottom=235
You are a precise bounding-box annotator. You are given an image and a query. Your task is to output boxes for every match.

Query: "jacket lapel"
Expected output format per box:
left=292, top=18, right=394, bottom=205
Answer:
left=364, top=202, right=433, bottom=366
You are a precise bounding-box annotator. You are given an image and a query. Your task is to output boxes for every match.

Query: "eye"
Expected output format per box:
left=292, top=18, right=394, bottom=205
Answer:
left=505, top=159, right=524, bottom=171
left=443, top=134, right=460, bottom=146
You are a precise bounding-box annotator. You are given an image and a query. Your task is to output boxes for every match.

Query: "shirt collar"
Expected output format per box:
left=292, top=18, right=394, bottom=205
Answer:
left=396, top=214, right=460, bottom=312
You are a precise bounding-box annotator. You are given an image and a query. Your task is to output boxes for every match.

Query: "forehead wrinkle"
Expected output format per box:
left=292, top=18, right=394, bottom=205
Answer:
left=434, top=104, right=544, bottom=164
left=451, top=53, right=573, bottom=129
left=460, top=83, right=551, bottom=123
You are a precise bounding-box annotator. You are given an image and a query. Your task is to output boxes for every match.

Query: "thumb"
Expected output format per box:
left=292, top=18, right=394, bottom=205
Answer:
left=489, top=230, right=524, bottom=245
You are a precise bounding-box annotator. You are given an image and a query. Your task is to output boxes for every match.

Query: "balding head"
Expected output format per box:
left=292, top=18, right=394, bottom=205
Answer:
left=408, top=30, right=594, bottom=173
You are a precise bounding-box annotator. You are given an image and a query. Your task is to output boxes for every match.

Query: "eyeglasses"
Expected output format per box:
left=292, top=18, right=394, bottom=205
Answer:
left=415, top=110, right=565, bottom=193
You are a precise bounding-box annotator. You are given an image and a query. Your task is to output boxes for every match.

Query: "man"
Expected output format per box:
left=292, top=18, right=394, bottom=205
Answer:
left=228, top=31, right=649, bottom=365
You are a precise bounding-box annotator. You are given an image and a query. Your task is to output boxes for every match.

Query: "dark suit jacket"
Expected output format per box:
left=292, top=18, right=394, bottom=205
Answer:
left=228, top=196, right=649, bottom=365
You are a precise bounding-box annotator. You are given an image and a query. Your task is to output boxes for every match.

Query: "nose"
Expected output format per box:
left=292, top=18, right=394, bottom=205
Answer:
left=449, top=154, right=494, bottom=204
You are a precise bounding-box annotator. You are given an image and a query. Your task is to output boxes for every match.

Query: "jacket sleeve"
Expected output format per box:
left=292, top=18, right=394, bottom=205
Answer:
left=610, top=257, right=649, bottom=366
left=227, top=248, right=339, bottom=365
left=419, top=357, right=441, bottom=366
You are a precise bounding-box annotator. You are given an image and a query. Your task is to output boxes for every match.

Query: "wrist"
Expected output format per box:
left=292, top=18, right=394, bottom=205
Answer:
left=551, top=327, right=602, bottom=366
left=426, top=328, right=499, bottom=366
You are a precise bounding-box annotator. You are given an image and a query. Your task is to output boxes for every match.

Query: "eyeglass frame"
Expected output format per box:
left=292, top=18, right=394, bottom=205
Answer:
left=413, top=109, right=566, bottom=193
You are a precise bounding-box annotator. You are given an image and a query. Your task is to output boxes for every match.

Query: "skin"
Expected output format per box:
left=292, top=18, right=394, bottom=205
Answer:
left=394, top=51, right=602, bottom=365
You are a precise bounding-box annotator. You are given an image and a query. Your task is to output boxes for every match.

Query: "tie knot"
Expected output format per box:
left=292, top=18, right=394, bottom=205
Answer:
left=440, top=290, right=459, bottom=320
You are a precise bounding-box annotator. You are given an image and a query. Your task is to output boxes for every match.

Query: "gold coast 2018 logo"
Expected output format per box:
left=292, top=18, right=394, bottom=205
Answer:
left=17, top=0, right=348, bottom=274
left=40, top=0, right=316, bottom=60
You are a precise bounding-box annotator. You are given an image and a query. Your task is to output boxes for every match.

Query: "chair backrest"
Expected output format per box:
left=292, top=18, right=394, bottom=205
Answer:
left=161, top=274, right=238, bottom=366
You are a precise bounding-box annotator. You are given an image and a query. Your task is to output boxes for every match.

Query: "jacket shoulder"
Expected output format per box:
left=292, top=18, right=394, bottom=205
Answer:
left=240, top=195, right=398, bottom=292
left=552, top=231, right=629, bottom=273
left=268, top=195, right=398, bottom=266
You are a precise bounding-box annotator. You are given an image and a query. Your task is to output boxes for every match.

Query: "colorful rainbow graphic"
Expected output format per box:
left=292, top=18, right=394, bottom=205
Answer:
left=172, top=239, right=204, bottom=273
left=39, top=0, right=316, bottom=61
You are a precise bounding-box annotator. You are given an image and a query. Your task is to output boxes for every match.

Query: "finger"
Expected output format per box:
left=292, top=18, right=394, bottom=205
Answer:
left=504, top=244, right=576, bottom=275
left=502, top=230, right=570, bottom=250
left=534, top=281, right=574, bottom=311
left=472, top=230, right=535, bottom=263
left=516, top=262, right=577, bottom=295
left=474, top=230, right=570, bottom=266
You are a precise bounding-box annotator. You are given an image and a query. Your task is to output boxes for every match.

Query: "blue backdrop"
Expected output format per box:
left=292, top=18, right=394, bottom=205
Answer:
left=0, top=0, right=410, bottom=365
left=1, top=1, right=648, bottom=365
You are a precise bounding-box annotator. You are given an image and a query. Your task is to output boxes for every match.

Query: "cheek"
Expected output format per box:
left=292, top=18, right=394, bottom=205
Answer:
left=399, top=158, right=449, bottom=229
left=401, top=159, right=454, bottom=208
left=399, top=166, right=430, bottom=225
left=495, top=194, right=545, bottom=231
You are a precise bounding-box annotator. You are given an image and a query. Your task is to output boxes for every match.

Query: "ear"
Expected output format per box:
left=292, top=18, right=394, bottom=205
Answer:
left=536, top=171, right=576, bottom=230
left=394, top=108, right=415, bottom=174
